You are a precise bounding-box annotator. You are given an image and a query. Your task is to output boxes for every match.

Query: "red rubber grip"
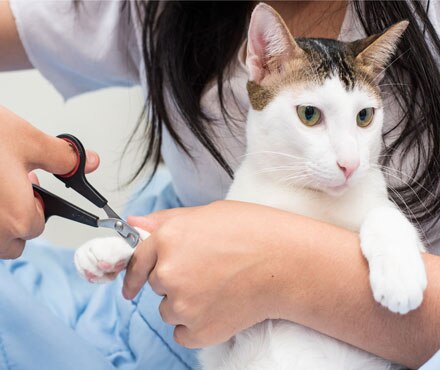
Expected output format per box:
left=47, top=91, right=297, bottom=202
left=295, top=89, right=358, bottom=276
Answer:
left=58, top=138, right=81, bottom=178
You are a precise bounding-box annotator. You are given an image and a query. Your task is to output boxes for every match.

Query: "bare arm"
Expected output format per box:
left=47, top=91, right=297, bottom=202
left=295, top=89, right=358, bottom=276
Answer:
left=124, top=201, right=440, bottom=369
left=0, top=0, right=32, bottom=70
left=272, top=216, right=440, bottom=369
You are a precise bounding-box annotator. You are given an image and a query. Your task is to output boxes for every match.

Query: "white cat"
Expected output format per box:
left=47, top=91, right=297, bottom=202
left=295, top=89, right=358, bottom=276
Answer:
left=75, top=3, right=426, bottom=369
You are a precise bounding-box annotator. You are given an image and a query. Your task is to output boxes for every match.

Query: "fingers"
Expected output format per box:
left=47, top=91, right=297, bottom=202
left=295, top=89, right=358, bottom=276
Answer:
left=84, top=150, right=100, bottom=174
left=123, top=238, right=157, bottom=300
left=0, top=238, right=25, bottom=260
left=173, top=325, right=200, bottom=349
left=28, top=134, right=100, bottom=175
left=29, top=135, right=78, bottom=174
left=128, top=206, right=197, bottom=233
left=28, top=171, right=40, bottom=185
left=27, top=192, right=46, bottom=239
left=148, top=267, right=167, bottom=296
left=158, top=296, right=179, bottom=325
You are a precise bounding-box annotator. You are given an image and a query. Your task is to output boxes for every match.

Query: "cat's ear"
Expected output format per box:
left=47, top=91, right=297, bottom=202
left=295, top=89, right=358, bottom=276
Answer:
left=349, top=21, right=409, bottom=78
left=246, top=3, right=303, bottom=83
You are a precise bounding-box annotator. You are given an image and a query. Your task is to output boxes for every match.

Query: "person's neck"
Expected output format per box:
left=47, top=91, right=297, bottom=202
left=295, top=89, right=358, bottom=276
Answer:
left=265, top=1, right=348, bottom=39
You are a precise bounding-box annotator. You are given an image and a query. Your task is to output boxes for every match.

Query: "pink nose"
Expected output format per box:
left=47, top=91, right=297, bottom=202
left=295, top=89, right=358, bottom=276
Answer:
left=337, top=160, right=359, bottom=179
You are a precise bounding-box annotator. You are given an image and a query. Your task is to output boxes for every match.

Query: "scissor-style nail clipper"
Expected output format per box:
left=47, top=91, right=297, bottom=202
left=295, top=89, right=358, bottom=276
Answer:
left=32, top=134, right=140, bottom=248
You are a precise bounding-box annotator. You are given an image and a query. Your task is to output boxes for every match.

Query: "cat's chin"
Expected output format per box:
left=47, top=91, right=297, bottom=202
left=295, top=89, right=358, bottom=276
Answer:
left=322, top=183, right=350, bottom=197
left=301, top=183, right=350, bottom=197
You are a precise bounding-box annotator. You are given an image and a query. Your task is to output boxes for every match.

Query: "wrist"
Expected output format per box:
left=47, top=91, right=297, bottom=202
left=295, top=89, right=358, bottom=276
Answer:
left=246, top=208, right=311, bottom=321
left=259, top=211, right=361, bottom=323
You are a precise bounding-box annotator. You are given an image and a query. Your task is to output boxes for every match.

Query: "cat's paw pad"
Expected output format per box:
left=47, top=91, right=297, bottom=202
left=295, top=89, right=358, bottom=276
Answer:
left=369, top=253, right=427, bottom=314
left=74, top=236, right=135, bottom=283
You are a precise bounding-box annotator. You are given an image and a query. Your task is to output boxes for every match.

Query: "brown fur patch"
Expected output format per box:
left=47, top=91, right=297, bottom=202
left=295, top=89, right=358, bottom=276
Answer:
left=247, top=56, right=312, bottom=111
left=246, top=4, right=406, bottom=111
left=247, top=81, right=274, bottom=111
left=247, top=38, right=383, bottom=111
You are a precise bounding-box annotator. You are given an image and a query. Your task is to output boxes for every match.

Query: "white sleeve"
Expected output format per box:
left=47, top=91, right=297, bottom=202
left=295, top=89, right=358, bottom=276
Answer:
left=10, top=0, right=142, bottom=99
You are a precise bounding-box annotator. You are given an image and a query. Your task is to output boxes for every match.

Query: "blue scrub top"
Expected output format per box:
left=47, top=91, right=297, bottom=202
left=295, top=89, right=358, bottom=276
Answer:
left=420, top=350, right=440, bottom=370
left=0, top=170, right=198, bottom=370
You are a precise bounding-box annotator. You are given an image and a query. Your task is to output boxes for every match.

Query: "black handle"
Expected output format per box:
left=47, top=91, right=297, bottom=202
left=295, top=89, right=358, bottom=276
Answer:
left=54, top=134, right=107, bottom=208
left=33, top=184, right=99, bottom=227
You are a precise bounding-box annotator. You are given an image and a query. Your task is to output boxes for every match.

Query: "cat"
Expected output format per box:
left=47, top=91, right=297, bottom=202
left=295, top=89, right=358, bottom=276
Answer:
left=74, top=3, right=427, bottom=369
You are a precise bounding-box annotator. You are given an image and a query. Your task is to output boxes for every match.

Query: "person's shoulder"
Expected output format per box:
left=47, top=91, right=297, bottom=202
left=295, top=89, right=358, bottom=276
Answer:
left=10, top=0, right=143, bottom=99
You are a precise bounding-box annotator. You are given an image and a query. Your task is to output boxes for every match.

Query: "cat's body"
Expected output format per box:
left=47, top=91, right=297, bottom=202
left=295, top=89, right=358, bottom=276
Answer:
left=197, top=5, right=426, bottom=369
left=197, top=78, right=424, bottom=370
left=197, top=118, right=403, bottom=370
left=199, top=320, right=395, bottom=370
left=74, top=3, right=427, bottom=369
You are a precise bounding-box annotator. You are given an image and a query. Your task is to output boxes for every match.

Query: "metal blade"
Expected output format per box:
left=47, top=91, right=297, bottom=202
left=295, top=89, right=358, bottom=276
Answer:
left=98, top=218, right=140, bottom=248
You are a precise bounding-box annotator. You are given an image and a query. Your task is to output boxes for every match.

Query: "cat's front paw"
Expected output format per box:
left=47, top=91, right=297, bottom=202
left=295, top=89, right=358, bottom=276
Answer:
left=368, top=252, right=426, bottom=314
left=74, top=236, right=135, bottom=283
left=361, top=207, right=427, bottom=314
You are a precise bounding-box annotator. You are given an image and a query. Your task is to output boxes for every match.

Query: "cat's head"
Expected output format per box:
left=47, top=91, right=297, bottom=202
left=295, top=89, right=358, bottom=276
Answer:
left=245, top=3, right=408, bottom=196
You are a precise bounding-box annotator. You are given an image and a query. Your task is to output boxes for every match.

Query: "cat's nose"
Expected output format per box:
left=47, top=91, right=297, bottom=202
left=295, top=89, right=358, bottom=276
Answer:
left=337, top=160, right=359, bottom=179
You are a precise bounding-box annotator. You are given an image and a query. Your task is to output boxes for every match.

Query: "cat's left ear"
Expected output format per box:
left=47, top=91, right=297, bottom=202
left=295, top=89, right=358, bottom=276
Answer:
left=349, top=21, right=409, bottom=78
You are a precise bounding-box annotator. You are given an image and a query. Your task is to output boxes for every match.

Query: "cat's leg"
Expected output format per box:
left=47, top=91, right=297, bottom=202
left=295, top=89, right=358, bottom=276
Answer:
left=74, top=228, right=149, bottom=283
left=360, top=205, right=427, bottom=314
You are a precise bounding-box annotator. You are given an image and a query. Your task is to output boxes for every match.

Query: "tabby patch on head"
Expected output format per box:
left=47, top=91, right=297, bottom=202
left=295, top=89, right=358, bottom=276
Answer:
left=246, top=3, right=408, bottom=111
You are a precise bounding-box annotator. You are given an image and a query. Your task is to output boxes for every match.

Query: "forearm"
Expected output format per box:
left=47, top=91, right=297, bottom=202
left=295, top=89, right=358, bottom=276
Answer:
left=0, top=1, right=32, bottom=70
left=270, top=214, right=439, bottom=369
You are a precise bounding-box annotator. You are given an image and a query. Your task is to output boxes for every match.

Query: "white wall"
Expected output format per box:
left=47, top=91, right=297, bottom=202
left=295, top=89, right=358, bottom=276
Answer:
left=0, top=69, right=144, bottom=247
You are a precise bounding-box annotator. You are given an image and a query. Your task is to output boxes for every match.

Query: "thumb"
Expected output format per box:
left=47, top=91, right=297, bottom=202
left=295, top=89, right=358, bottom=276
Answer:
left=30, top=135, right=99, bottom=175
left=128, top=207, right=197, bottom=233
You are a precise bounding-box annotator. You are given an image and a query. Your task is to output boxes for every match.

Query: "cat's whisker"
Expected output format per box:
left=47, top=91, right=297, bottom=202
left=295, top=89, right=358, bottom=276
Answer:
left=378, top=83, right=410, bottom=88
left=279, top=173, right=310, bottom=182
left=242, top=150, right=306, bottom=161
left=370, top=166, right=433, bottom=222
left=372, top=164, right=436, bottom=198
left=254, top=166, right=307, bottom=176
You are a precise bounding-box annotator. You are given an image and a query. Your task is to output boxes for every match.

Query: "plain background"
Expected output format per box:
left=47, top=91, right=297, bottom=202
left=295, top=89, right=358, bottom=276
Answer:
left=0, top=69, right=145, bottom=247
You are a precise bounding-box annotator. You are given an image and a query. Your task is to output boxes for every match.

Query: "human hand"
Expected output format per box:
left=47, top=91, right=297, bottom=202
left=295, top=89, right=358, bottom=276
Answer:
left=0, top=106, right=99, bottom=258
left=123, top=200, right=291, bottom=348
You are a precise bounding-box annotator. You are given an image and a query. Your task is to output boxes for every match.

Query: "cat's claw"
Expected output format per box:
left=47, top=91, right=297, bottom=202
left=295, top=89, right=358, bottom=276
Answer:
left=74, top=236, right=136, bottom=284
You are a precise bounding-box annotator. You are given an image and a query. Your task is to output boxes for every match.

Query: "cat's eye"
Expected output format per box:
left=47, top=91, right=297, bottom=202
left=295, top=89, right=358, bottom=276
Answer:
left=297, top=105, right=321, bottom=127
left=356, top=108, right=374, bottom=128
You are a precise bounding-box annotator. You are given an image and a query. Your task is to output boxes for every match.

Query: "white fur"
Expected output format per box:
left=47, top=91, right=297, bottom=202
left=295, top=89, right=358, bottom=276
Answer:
left=199, top=76, right=427, bottom=370
left=74, top=227, right=149, bottom=283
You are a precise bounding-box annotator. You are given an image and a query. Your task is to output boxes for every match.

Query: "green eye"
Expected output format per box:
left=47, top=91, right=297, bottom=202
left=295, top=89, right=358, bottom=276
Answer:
left=357, top=108, right=374, bottom=127
left=297, top=105, right=321, bottom=126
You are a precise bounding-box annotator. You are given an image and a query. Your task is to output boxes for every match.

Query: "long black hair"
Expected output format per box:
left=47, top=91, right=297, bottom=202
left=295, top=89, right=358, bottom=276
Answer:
left=130, top=1, right=440, bottom=229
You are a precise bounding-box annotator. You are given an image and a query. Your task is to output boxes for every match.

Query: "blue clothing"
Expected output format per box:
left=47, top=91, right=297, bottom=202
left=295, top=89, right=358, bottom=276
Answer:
left=0, top=170, right=198, bottom=370
left=420, top=350, right=440, bottom=370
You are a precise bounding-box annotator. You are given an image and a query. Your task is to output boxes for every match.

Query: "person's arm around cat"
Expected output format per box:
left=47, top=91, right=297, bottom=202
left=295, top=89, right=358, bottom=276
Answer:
left=124, top=201, right=440, bottom=370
